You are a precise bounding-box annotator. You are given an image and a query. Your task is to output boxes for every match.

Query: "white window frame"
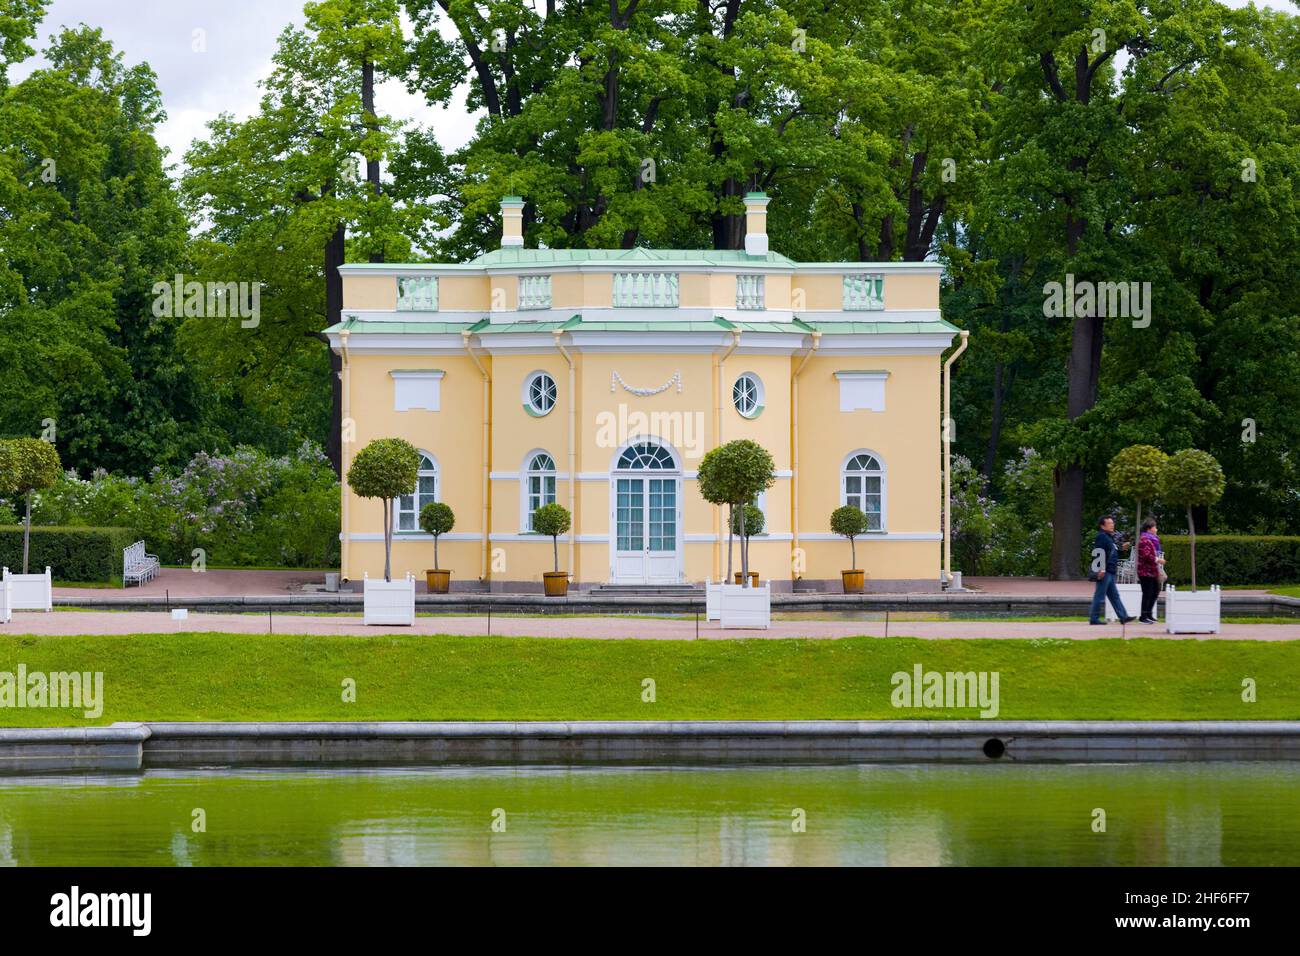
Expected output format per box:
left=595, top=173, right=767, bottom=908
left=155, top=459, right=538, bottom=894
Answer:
left=522, top=370, right=558, bottom=417
left=842, top=273, right=884, bottom=311
left=518, top=274, right=552, bottom=310
left=841, top=450, right=885, bottom=532
left=397, top=276, right=439, bottom=311
left=613, top=272, right=679, bottom=308
left=395, top=452, right=439, bottom=532
left=736, top=274, right=765, bottom=310
left=835, top=370, right=888, bottom=412
left=391, top=369, right=444, bottom=411
left=522, top=451, right=558, bottom=531
left=732, top=372, right=765, bottom=419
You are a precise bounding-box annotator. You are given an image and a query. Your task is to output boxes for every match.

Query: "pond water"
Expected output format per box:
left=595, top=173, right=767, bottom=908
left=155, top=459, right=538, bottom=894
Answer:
left=0, top=762, right=1296, bottom=866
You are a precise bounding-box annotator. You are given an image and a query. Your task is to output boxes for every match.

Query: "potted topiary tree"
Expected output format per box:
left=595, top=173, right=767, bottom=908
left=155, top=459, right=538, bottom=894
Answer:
left=532, top=502, right=572, bottom=596
left=1107, top=444, right=1168, bottom=619
left=831, top=504, right=869, bottom=593
left=347, top=438, right=421, bottom=624
left=1159, top=449, right=1226, bottom=634
left=0, top=437, right=61, bottom=611
left=698, top=440, right=775, bottom=628
left=730, top=502, right=764, bottom=587
left=418, top=501, right=455, bottom=594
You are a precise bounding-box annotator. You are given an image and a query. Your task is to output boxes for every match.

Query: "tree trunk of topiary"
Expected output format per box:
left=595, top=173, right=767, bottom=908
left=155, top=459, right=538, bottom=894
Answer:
left=850, top=534, right=857, bottom=570
left=1134, top=498, right=1142, bottom=559
left=1187, top=505, right=1197, bottom=592
left=739, top=503, right=749, bottom=587
left=726, top=504, right=734, bottom=579
left=382, top=498, right=393, bottom=582
left=22, top=491, right=32, bottom=575
left=434, top=533, right=440, bottom=570
left=552, top=534, right=559, bottom=572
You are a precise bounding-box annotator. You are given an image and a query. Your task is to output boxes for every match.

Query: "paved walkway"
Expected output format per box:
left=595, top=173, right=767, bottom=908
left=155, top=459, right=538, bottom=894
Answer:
left=3, top=611, right=1297, bottom=640
left=61, top=568, right=1278, bottom=600
left=57, top=568, right=323, bottom=599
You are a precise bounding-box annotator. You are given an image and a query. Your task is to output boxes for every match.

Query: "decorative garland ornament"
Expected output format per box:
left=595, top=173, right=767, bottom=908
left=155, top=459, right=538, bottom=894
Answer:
left=611, top=370, right=683, bottom=396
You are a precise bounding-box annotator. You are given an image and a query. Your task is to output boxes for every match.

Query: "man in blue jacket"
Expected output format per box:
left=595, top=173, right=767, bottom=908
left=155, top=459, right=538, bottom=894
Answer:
left=1090, top=515, right=1135, bottom=625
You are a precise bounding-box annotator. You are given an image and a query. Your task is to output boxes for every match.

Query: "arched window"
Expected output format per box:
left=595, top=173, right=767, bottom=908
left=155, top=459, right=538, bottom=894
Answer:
left=842, top=452, right=884, bottom=531
left=616, top=442, right=675, bottom=470
left=396, top=453, right=438, bottom=531
left=524, top=452, right=557, bottom=531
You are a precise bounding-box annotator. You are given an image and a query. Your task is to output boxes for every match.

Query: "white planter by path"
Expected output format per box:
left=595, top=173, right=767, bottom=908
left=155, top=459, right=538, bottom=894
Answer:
left=719, top=583, right=771, bottom=630
left=363, top=573, right=416, bottom=626
left=705, top=578, right=722, bottom=621
left=2, top=567, right=52, bottom=612
left=1165, top=584, right=1221, bottom=635
left=1105, top=582, right=1153, bottom=622
left=0, top=575, right=10, bottom=624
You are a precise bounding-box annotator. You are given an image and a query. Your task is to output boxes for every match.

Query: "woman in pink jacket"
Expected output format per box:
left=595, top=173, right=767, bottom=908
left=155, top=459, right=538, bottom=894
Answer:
left=1137, top=518, right=1165, bottom=624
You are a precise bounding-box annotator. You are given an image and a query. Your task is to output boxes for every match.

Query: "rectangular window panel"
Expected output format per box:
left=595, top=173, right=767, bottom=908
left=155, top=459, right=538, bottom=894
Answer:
left=864, top=496, right=882, bottom=530
left=397, top=494, right=416, bottom=531
left=397, top=276, right=438, bottom=311
left=617, top=479, right=644, bottom=551
left=648, top=479, right=675, bottom=552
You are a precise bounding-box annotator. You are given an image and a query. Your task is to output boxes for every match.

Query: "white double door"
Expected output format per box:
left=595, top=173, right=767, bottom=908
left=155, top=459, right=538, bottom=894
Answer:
left=612, top=475, right=680, bottom=584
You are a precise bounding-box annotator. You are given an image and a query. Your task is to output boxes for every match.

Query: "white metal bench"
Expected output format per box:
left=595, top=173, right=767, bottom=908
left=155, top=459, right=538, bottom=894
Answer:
left=123, top=541, right=160, bottom=587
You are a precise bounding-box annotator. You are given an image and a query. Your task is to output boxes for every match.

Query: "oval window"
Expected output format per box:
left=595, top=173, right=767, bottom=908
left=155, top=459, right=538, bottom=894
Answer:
left=524, top=371, right=557, bottom=416
left=732, top=373, right=764, bottom=418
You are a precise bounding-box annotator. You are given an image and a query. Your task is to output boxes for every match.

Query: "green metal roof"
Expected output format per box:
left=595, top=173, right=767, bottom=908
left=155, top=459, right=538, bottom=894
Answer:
left=727, top=318, right=816, bottom=334
left=471, top=247, right=796, bottom=267
left=323, top=314, right=959, bottom=337
left=469, top=316, right=580, bottom=334
left=799, top=318, right=960, bottom=334
left=568, top=320, right=734, bottom=333
left=323, top=317, right=480, bottom=335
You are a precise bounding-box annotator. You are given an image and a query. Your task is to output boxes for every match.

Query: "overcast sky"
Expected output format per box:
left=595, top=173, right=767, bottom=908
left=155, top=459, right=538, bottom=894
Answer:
left=8, top=0, right=479, bottom=172
left=9, top=0, right=1298, bottom=177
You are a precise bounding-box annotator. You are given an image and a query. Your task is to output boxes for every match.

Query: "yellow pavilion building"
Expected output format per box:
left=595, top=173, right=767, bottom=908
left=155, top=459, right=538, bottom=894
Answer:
left=325, top=194, right=966, bottom=592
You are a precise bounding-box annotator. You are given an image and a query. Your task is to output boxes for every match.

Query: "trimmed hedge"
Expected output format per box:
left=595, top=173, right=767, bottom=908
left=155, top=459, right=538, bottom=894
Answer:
left=1160, top=535, right=1300, bottom=586
left=0, top=526, right=136, bottom=583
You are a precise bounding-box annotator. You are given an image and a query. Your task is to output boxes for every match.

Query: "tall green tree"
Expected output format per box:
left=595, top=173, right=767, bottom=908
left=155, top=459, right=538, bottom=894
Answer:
left=183, top=2, right=413, bottom=474
left=0, top=23, right=203, bottom=474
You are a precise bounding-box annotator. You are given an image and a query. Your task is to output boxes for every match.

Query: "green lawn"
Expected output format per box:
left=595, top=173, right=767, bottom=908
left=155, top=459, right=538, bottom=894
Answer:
left=0, top=633, right=1296, bottom=726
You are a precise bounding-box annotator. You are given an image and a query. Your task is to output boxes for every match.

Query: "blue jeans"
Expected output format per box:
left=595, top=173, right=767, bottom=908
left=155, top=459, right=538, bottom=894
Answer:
left=1090, top=572, right=1129, bottom=623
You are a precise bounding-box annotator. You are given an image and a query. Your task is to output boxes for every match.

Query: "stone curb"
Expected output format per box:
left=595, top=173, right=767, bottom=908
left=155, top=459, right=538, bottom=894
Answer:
left=2, top=720, right=1299, bottom=773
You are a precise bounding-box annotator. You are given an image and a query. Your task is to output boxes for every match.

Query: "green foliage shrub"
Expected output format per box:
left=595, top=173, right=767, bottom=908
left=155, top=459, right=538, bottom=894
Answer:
left=9, top=442, right=340, bottom=569
left=0, top=526, right=135, bottom=583
left=1160, top=535, right=1300, bottom=586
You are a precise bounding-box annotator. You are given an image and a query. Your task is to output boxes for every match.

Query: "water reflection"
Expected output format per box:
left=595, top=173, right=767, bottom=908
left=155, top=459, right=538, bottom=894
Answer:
left=0, top=763, right=1294, bottom=866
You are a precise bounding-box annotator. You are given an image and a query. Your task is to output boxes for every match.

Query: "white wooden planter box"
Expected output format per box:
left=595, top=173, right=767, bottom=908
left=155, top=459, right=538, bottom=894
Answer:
left=719, top=583, right=770, bottom=630
left=363, top=573, right=416, bottom=626
left=0, top=575, right=10, bottom=624
left=2, top=567, right=52, bottom=612
left=1105, top=583, right=1153, bottom=622
left=1165, top=584, right=1221, bottom=635
left=705, top=578, right=722, bottom=621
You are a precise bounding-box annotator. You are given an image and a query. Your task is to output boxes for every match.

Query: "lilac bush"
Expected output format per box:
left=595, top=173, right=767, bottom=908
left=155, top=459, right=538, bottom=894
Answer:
left=21, top=442, right=339, bottom=568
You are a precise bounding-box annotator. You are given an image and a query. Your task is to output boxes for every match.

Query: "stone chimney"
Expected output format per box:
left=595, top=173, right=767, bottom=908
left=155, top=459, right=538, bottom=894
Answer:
left=743, top=191, right=770, bottom=257
left=501, top=195, right=524, bottom=247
